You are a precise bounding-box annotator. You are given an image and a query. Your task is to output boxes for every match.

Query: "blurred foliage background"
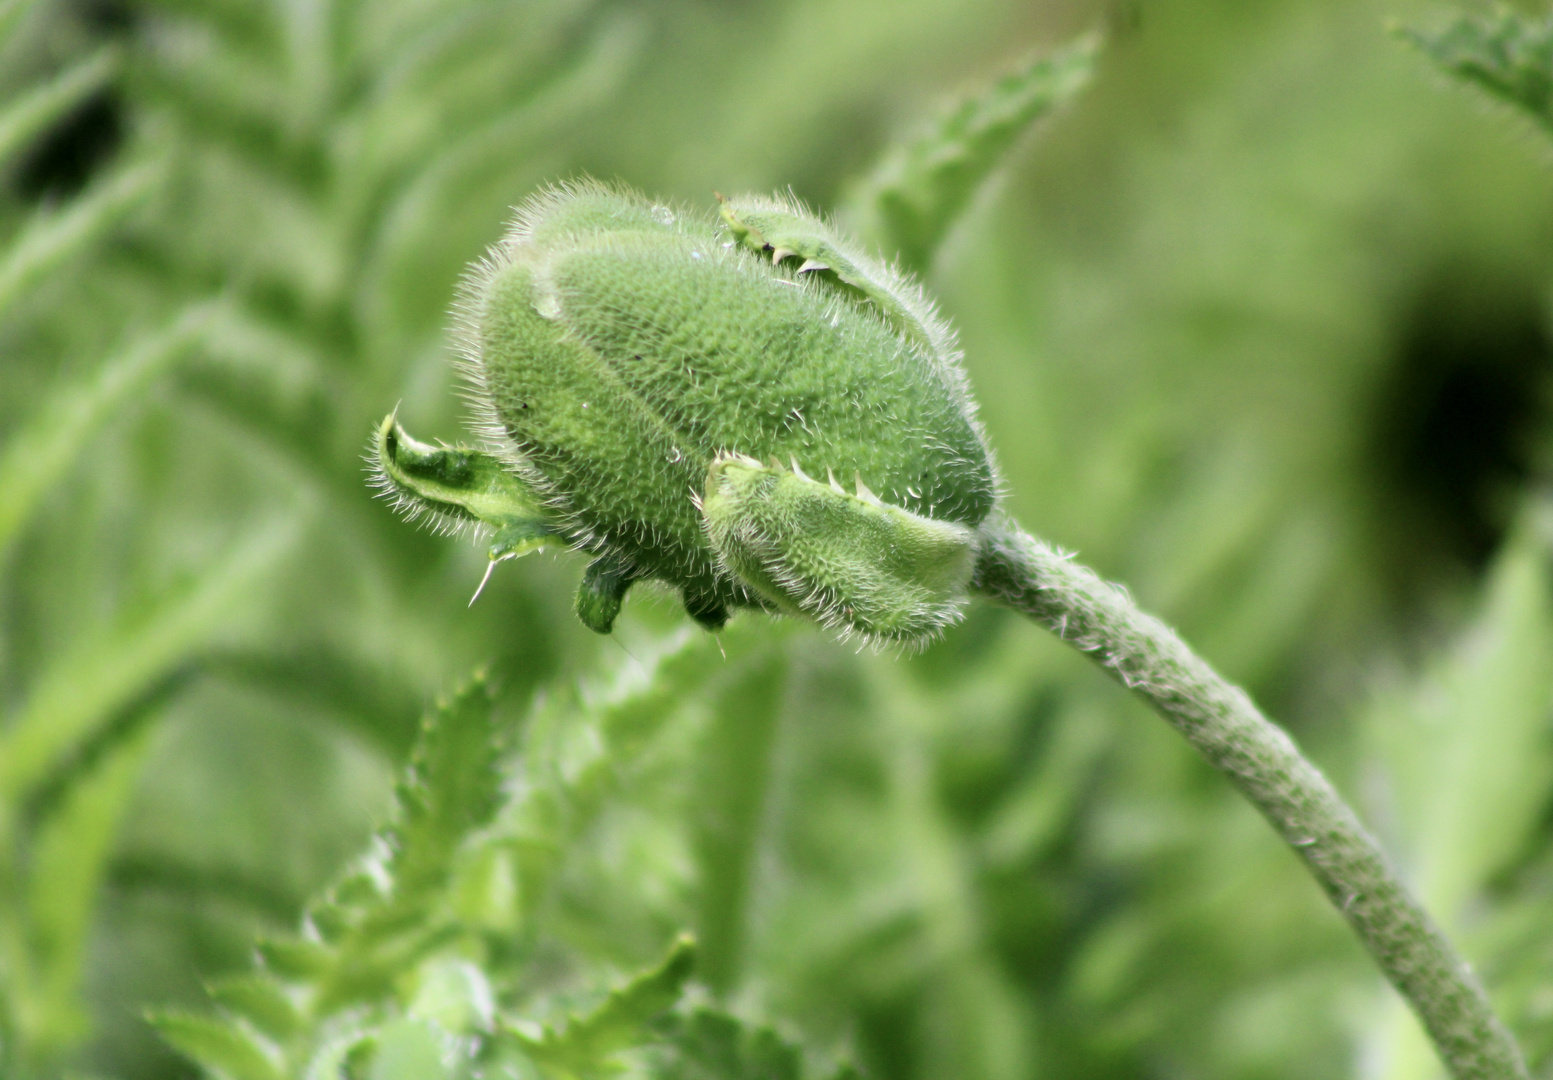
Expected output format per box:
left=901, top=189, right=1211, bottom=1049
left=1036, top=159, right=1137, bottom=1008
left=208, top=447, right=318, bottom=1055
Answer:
left=2, top=0, right=1553, bottom=1077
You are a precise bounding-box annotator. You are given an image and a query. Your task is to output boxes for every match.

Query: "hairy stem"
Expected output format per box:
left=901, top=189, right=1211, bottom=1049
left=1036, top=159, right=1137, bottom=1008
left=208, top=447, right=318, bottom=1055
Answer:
left=971, top=519, right=1528, bottom=1080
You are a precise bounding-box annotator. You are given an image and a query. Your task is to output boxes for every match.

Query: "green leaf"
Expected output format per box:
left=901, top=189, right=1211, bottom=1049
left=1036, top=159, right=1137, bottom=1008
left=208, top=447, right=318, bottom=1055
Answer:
left=0, top=47, right=118, bottom=171
left=0, top=0, right=35, bottom=49
left=509, top=622, right=782, bottom=920
left=0, top=161, right=162, bottom=316
left=508, top=934, right=696, bottom=1078
left=206, top=976, right=303, bottom=1041
left=1399, top=11, right=1553, bottom=136
left=691, top=647, right=787, bottom=993
left=379, top=670, right=504, bottom=923
left=647, top=1008, right=803, bottom=1080
left=20, top=727, right=155, bottom=1060
left=150, top=1011, right=287, bottom=1080
left=309, top=671, right=504, bottom=1011
left=1365, top=512, right=1553, bottom=919
left=1361, top=507, right=1553, bottom=1079
left=847, top=34, right=1099, bottom=272
left=367, top=1017, right=458, bottom=1080
left=254, top=937, right=333, bottom=982
left=0, top=304, right=217, bottom=563
left=0, top=517, right=299, bottom=806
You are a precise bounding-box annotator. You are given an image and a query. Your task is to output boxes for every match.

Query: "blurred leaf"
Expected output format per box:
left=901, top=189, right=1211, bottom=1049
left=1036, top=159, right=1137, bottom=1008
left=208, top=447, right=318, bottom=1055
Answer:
left=0, top=47, right=117, bottom=172
left=1400, top=10, right=1553, bottom=137
left=0, top=0, right=30, bottom=48
left=1363, top=504, right=1553, bottom=1079
left=252, top=937, right=331, bottom=982
left=504, top=933, right=696, bottom=1078
left=847, top=34, right=1099, bottom=272
left=691, top=646, right=787, bottom=993
left=385, top=670, right=505, bottom=912
left=0, top=516, right=300, bottom=807
left=649, top=1008, right=803, bottom=1080
left=368, top=1016, right=456, bottom=1080
left=1367, top=509, right=1553, bottom=918
left=505, top=621, right=784, bottom=927
left=5, top=725, right=153, bottom=1065
left=653, top=1005, right=867, bottom=1080
left=0, top=304, right=217, bottom=563
left=149, top=1011, right=286, bottom=1080
left=0, top=162, right=161, bottom=316
left=204, top=976, right=302, bottom=1042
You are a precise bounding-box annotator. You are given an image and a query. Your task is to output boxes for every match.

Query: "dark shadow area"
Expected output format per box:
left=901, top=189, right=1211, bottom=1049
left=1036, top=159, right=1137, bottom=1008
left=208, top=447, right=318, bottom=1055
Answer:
left=1366, top=266, right=1552, bottom=607
left=10, top=0, right=137, bottom=200
left=13, top=89, right=125, bottom=201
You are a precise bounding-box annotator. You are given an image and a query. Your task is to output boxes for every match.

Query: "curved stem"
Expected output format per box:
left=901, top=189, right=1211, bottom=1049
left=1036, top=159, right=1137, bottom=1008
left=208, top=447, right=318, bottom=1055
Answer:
left=970, top=519, right=1528, bottom=1080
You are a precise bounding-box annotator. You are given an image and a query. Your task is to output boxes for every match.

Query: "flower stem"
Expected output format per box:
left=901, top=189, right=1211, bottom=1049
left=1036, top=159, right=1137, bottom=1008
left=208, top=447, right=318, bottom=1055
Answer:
left=971, top=518, right=1528, bottom=1080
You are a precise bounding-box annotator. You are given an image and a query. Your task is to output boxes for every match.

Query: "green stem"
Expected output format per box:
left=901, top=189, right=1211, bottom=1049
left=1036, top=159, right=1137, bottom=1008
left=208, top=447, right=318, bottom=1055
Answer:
left=970, top=518, right=1528, bottom=1080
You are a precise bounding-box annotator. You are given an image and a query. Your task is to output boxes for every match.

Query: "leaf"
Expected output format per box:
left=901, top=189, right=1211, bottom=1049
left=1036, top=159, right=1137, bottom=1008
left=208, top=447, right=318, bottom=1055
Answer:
left=0, top=303, right=218, bottom=562
left=1365, top=513, right=1553, bottom=919
left=376, top=669, right=504, bottom=925
left=647, top=1008, right=803, bottom=1080
left=847, top=34, right=1099, bottom=272
left=509, top=622, right=782, bottom=919
left=0, top=161, right=162, bottom=316
left=206, top=976, right=303, bottom=1041
left=0, top=0, right=27, bottom=46
left=310, top=671, right=504, bottom=1011
left=691, top=647, right=788, bottom=993
left=1361, top=508, right=1553, bottom=1080
left=0, top=516, right=300, bottom=806
left=367, top=1017, right=458, bottom=1080
left=1398, top=10, right=1553, bottom=136
left=506, top=933, right=696, bottom=1078
left=254, top=937, right=333, bottom=982
left=20, top=726, right=155, bottom=1058
left=150, top=1011, right=287, bottom=1080
left=0, top=47, right=118, bottom=171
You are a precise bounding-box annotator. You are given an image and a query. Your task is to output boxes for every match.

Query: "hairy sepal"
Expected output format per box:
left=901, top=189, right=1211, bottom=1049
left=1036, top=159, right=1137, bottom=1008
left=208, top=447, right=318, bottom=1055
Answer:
left=718, top=191, right=959, bottom=364
left=371, top=414, right=554, bottom=557
left=702, top=455, right=977, bottom=646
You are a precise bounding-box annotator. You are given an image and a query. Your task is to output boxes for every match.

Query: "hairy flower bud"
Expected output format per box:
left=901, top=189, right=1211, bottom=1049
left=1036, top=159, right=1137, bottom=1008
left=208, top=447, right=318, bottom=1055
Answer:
left=374, top=181, right=998, bottom=643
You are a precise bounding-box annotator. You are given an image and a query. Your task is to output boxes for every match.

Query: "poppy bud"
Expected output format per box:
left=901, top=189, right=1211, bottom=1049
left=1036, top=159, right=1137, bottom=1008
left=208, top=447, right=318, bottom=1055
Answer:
left=374, top=181, right=997, bottom=643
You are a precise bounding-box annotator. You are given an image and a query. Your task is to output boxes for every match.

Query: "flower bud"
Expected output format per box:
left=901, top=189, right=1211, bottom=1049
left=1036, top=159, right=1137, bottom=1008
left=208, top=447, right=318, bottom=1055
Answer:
left=375, top=181, right=997, bottom=643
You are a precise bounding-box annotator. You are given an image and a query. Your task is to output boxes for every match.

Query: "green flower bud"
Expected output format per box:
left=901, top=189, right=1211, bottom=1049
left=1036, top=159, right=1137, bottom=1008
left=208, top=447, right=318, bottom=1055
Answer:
left=373, top=181, right=997, bottom=643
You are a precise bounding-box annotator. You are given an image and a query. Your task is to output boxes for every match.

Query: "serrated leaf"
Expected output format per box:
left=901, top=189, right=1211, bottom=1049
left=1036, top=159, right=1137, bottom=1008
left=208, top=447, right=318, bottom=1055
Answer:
left=207, top=976, right=303, bottom=1041
left=509, top=934, right=696, bottom=1077
left=848, top=34, right=1099, bottom=272
left=306, top=672, right=503, bottom=1013
left=1399, top=11, right=1553, bottom=136
left=648, top=1008, right=803, bottom=1080
left=151, top=1011, right=287, bottom=1080
left=379, top=670, right=503, bottom=921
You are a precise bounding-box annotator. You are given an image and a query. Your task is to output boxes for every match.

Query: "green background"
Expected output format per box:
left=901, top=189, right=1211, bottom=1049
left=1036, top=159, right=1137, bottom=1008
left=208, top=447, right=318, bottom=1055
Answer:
left=2, top=0, right=1552, bottom=1077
